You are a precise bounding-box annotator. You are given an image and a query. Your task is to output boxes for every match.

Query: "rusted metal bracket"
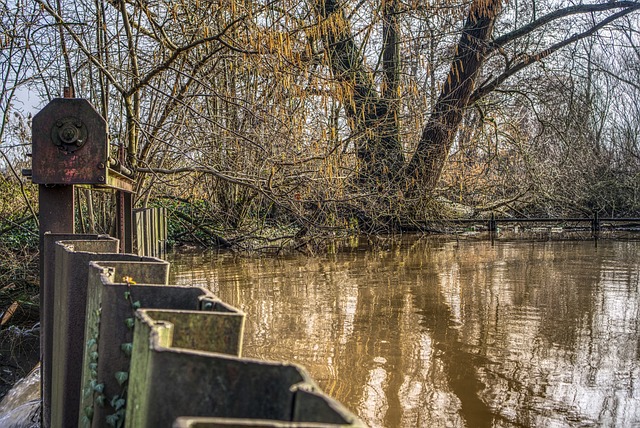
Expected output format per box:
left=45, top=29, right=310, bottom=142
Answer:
left=29, top=98, right=134, bottom=193
left=26, top=97, right=136, bottom=256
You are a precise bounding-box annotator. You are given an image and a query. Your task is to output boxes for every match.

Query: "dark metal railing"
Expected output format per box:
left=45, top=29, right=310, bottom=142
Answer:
left=425, top=213, right=640, bottom=233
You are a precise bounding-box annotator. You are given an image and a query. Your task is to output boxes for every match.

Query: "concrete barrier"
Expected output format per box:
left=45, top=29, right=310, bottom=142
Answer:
left=128, top=310, right=363, bottom=428
left=50, top=239, right=163, bottom=428
left=41, top=233, right=105, bottom=428
left=37, top=234, right=364, bottom=428
left=79, top=260, right=243, bottom=428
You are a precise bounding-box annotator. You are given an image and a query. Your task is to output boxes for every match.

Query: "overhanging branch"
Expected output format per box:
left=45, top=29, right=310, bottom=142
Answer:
left=491, top=2, right=640, bottom=50
left=471, top=6, right=640, bottom=103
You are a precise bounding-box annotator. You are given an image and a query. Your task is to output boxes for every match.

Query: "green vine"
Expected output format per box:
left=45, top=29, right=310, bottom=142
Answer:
left=81, top=307, right=103, bottom=426
left=104, top=276, right=139, bottom=428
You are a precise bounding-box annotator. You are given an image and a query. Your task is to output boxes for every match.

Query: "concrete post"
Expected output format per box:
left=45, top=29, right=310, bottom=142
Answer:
left=80, top=260, right=240, bottom=428
left=50, top=239, right=162, bottom=428
left=126, top=309, right=363, bottom=428
left=41, top=234, right=102, bottom=428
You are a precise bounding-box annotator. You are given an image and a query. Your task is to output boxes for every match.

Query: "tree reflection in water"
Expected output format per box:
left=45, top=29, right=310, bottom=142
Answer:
left=169, top=237, right=640, bottom=428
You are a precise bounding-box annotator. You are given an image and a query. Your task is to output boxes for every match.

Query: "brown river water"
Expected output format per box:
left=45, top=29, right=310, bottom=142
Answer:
left=168, top=236, right=640, bottom=428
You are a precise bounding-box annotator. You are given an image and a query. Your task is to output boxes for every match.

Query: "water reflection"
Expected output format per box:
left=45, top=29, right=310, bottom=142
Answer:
left=168, top=237, right=640, bottom=427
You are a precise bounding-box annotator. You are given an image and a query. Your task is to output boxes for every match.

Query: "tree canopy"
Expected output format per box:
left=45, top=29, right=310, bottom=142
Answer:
left=2, top=0, right=640, bottom=239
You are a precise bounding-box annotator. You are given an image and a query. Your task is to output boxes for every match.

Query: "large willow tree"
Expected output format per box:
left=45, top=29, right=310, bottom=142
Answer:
left=312, top=1, right=640, bottom=193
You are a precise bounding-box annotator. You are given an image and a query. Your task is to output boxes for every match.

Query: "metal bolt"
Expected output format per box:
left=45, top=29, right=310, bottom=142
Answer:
left=56, top=121, right=63, bottom=127
left=98, top=176, right=105, bottom=182
left=60, top=126, right=78, bottom=143
left=97, top=163, right=105, bottom=169
left=202, top=302, right=214, bottom=310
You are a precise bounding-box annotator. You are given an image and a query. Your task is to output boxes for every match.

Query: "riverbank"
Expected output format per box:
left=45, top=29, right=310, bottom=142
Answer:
left=0, top=243, right=39, bottom=402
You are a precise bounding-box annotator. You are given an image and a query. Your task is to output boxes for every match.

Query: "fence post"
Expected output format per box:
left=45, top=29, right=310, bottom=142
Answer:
left=50, top=238, right=167, bottom=428
left=488, top=212, right=497, bottom=232
left=592, top=212, right=600, bottom=235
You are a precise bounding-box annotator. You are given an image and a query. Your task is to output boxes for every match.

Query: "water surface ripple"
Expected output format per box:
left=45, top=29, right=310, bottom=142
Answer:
left=169, top=237, right=640, bottom=428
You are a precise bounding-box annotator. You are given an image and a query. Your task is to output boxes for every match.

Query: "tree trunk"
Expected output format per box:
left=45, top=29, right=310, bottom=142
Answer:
left=314, top=0, right=404, bottom=188
left=405, top=1, right=502, bottom=192
left=315, top=0, right=501, bottom=192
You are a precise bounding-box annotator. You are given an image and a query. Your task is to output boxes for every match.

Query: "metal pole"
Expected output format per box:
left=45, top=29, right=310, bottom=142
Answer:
left=488, top=212, right=497, bottom=232
left=116, top=190, right=134, bottom=253
left=592, top=212, right=600, bottom=239
left=38, top=184, right=74, bottom=428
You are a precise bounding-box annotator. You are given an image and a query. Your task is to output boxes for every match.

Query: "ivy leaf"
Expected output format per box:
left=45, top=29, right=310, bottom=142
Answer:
left=105, top=414, right=119, bottom=427
left=132, top=301, right=141, bottom=310
left=114, top=371, right=128, bottom=386
left=113, top=398, right=126, bottom=411
left=120, top=342, right=133, bottom=357
left=84, top=405, right=94, bottom=419
left=93, top=383, right=104, bottom=394
left=110, top=394, right=120, bottom=408
left=96, top=394, right=106, bottom=407
left=124, top=318, right=134, bottom=329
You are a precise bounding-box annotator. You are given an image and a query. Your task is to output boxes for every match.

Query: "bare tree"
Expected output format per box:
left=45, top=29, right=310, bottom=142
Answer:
left=312, top=1, right=640, bottom=198
left=7, top=0, right=640, bottom=241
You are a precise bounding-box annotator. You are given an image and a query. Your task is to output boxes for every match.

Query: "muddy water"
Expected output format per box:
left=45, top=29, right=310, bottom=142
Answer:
left=168, top=237, right=640, bottom=428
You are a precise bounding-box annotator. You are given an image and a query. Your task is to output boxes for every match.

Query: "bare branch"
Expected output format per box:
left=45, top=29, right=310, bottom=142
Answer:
left=471, top=6, right=640, bottom=103
left=491, top=2, right=640, bottom=49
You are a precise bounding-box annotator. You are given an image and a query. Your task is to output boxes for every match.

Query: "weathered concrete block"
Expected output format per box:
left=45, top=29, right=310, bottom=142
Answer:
left=41, top=233, right=103, bottom=428
left=171, top=386, right=366, bottom=427
left=127, top=310, right=362, bottom=428
left=79, top=261, right=240, bottom=428
left=50, top=239, right=162, bottom=428
left=173, top=415, right=364, bottom=428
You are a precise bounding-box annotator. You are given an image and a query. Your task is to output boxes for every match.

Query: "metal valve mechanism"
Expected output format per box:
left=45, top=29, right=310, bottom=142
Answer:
left=51, top=117, right=87, bottom=153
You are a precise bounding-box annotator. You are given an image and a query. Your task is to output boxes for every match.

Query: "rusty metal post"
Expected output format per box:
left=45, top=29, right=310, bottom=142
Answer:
left=117, top=191, right=134, bottom=253
left=38, top=185, right=75, bottom=239
left=592, top=212, right=600, bottom=235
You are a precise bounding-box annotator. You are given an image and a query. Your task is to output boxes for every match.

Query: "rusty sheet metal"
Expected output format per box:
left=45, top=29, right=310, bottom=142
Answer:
left=116, top=191, right=134, bottom=253
left=32, top=99, right=108, bottom=186
left=31, top=98, right=134, bottom=192
left=103, top=169, right=135, bottom=193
